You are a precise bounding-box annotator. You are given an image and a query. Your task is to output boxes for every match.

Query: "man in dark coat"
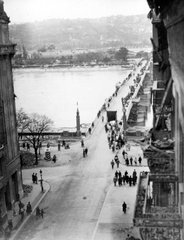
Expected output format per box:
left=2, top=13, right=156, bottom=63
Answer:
left=35, top=173, right=38, bottom=184
left=85, top=147, right=88, bottom=156
left=129, top=176, right=132, bottom=186
left=122, top=202, right=127, bottom=214
left=113, top=177, right=117, bottom=186
left=32, top=173, right=35, bottom=183
left=58, top=142, right=61, bottom=151
left=138, top=156, right=142, bottom=165
left=130, top=156, right=133, bottom=165
left=27, top=143, right=30, bottom=151
left=115, top=170, right=118, bottom=178
left=116, top=159, right=120, bottom=168
left=26, top=202, right=32, bottom=214
left=111, top=160, right=115, bottom=169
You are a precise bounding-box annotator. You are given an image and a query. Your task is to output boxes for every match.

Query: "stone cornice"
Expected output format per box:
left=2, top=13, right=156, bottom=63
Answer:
left=0, top=44, right=16, bottom=56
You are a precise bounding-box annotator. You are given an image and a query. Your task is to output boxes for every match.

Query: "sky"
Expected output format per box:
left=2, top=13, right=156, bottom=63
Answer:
left=4, top=0, right=149, bottom=24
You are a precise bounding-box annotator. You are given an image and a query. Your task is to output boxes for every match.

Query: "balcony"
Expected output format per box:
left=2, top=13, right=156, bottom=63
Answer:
left=133, top=172, right=182, bottom=230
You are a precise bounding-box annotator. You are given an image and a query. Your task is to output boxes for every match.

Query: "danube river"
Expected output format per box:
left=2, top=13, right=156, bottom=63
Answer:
left=13, top=66, right=131, bottom=128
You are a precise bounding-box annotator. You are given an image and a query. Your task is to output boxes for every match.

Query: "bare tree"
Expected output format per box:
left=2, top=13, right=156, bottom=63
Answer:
left=17, top=109, right=53, bottom=165
left=16, top=108, right=30, bottom=139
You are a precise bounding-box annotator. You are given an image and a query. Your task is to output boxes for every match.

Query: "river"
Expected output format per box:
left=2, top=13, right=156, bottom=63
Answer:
left=13, top=66, right=131, bottom=128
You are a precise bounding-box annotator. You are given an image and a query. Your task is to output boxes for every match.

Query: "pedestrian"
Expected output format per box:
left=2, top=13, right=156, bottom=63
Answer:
left=129, top=175, right=132, bottom=186
left=18, top=201, right=24, bottom=215
left=118, top=177, right=122, bottom=186
left=113, top=176, right=117, bottom=186
left=122, top=150, right=126, bottom=159
left=85, top=147, right=88, bottom=156
left=130, top=156, right=133, bottom=166
left=36, top=206, right=40, bottom=219
left=122, top=175, right=126, bottom=185
left=132, top=170, right=137, bottom=185
left=111, top=160, right=115, bottom=169
left=40, top=209, right=44, bottom=218
left=112, top=145, right=115, bottom=152
left=53, top=155, right=57, bottom=163
left=58, top=142, right=61, bottom=151
left=8, top=219, right=13, bottom=232
left=126, top=175, right=129, bottom=184
left=83, top=148, right=86, bottom=158
left=114, top=154, right=119, bottom=163
left=105, top=124, right=108, bottom=133
left=27, top=143, right=30, bottom=151
left=138, top=156, right=142, bottom=165
left=118, top=171, right=122, bottom=178
left=26, top=202, right=32, bottom=214
left=125, top=158, right=129, bottom=166
left=134, top=157, right=137, bottom=165
left=32, top=173, right=35, bottom=184
left=35, top=173, right=38, bottom=184
left=122, top=202, right=127, bottom=214
left=62, top=140, right=66, bottom=147
left=20, top=208, right=25, bottom=221
left=81, top=139, right=84, bottom=147
left=116, top=159, right=120, bottom=168
left=115, top=170, right=118, bottom=179
left=88, top=127, right=91, bottom=134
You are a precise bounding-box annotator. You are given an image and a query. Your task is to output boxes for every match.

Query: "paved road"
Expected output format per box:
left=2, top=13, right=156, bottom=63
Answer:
left=16, top=118, right=114, bottom=240
left=14, top=61, right=147, bottom=240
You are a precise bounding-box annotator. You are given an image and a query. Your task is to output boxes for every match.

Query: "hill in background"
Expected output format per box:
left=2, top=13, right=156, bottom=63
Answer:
left=9, top=15, right=151, bottom=51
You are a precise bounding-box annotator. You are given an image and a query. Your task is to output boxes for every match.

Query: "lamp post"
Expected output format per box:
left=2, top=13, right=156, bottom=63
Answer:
left=121, top=98, right=127, bottom=141
left=40, top=169, right=44, bottom=192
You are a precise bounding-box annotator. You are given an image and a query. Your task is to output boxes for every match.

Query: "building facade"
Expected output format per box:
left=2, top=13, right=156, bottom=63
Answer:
left=0, top=1, right=23, bottom=224
left=133, top=0, right=184, bottom=239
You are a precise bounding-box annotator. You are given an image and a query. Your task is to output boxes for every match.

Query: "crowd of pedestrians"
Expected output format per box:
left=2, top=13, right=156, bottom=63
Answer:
left=113, top=169, right=137, bottom=187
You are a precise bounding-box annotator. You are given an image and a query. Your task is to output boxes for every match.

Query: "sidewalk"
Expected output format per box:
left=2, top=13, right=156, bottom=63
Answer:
left=92, top=144, right=149, bottom=240
left=2, top=177, right=50, bottom=240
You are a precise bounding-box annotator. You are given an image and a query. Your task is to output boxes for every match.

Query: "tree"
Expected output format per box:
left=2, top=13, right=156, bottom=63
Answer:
left=17, top=110, right=53, bottom=165
left=16, top=108, right=30, bottom=138
left=115, top=47, right=129, bottom=62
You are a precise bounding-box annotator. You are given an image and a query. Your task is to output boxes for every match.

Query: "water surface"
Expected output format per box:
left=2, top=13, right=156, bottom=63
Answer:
left=13, top=67, right=130, bottom=128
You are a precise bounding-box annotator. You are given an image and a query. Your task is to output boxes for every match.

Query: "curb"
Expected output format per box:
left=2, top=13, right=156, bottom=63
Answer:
left=9, top=180, right=51, bottom=240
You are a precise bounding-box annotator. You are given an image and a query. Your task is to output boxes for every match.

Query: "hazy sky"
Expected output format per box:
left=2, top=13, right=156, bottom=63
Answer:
left=4, top=0, right=149, bottom=23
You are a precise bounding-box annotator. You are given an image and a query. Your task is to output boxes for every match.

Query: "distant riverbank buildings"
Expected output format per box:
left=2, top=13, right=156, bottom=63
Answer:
left=0, top=1, right=23, bottom=224
left=133, top=0, right=184, bottom=239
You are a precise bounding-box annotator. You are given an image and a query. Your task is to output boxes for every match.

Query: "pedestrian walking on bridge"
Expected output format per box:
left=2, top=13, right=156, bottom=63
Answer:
left=138, top=156, right=142, bottom=165
left=122, top=202, right=127, bottom=214
left=111, top=160, right=115, bottom=169
left=113, top=177, right=117, bottom=186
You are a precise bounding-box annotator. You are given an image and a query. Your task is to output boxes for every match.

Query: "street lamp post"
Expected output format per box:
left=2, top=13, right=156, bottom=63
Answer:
left=40, top=169, right=44, bottom=192
left=121, top=98, right=127, bottom=140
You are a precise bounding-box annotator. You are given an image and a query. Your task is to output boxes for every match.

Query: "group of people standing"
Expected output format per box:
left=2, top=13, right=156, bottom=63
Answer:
left=32, top=173, right=38, bottom=184
left=122, top=150, right=142, bottom=166
left=105, top=121, right=126, bottom=153
left=113, top=169, right=137, bottom=187
left=81, top=139, right=88, bottom=158
left=22, top=142, right=30, bottom=151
